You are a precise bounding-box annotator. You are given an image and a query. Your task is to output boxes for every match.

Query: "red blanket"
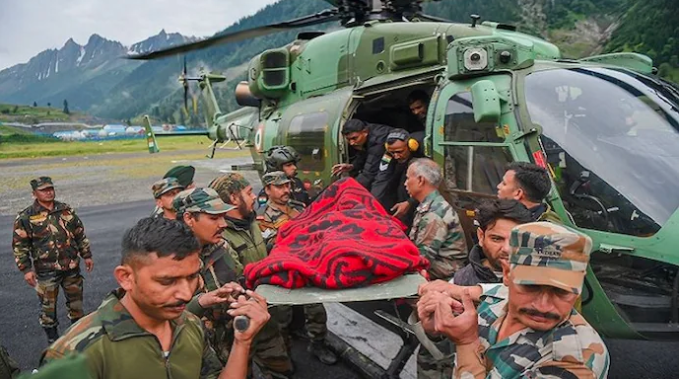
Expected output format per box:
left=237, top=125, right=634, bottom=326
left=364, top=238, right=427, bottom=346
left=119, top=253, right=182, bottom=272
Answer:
left=244, top=178, right=429, bottom=289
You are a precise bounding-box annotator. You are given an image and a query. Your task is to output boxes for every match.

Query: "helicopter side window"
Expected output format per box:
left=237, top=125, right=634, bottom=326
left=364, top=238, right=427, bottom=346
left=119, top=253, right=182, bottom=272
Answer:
left=286, top=111, right=328, bottom=172
left=525, top=67, right=679, bottom=236
left=443, top=91, right=510, bottom=195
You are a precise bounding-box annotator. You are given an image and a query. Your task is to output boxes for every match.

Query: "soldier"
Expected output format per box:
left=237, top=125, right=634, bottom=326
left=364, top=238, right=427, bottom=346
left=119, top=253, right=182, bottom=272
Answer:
left=173, top=187, right=294, bottom=378
left=264, top=145, right=310, bottom=205
left=12, top=176, right=94, bottom=344
left=332, top=119, right=393, bottom=191
left=416, top=199, right=533, bottom=379
left=258, top=172, right=337, bottom=365
left=497, top=162, right=561, bottom=222
left=151, top=177, right=184, bottom=220
left=417, top=222, right=610, bottom=379
left=152, top=165, right=197, bottom=216
left=209, top=173, right=295, bottom=377
left=404, top=159, right=468, bottom=281
left=370, top=129, right=425, bottom=229
left=41, top=217, right=271, bottom=379
left=407, top=90, right=430, bottom=132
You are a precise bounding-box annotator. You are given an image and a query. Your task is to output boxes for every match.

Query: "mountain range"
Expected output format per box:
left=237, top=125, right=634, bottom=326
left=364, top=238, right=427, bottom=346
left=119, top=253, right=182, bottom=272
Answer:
left=0, top=0, right=676, bottom=124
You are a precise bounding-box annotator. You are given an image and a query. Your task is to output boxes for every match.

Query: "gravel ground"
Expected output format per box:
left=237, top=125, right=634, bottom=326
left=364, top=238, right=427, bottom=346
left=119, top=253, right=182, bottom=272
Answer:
left=0, top=149, right=257, bottom=216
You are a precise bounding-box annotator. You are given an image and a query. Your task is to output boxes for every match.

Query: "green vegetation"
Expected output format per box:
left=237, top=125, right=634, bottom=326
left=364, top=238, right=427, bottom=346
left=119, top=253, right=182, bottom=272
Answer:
left=0, top=103, right=79, bottom=123
left=0, top=135, right=241, bottom=160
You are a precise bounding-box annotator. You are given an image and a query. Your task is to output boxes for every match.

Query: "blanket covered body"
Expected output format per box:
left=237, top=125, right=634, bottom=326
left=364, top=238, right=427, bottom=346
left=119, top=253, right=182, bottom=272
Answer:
left=245, top=178, right=429, bottom=289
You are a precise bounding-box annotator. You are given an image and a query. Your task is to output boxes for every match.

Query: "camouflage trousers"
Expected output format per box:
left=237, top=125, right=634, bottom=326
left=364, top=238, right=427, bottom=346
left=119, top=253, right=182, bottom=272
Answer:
left=207, top=312, right=293, bottom=378
left=35, top=269, right=84, bottom=328
left=273, top=303, right=328, bottom=350
left=416, top=338, right=455, bottom=379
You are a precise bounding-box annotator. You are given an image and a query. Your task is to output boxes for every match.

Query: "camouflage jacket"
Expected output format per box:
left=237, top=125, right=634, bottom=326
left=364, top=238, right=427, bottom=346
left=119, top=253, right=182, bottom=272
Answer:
left=530, top=203, right=563, bottom=224
left=454, top=284, right=610, bottom=379
left=259, top=200, right=305, bottom=251
left=187, top=239, right=244, bottom=321
left=409, top=190, right=468, bottom=281
left=12, top=200, right=92, bottom=274
left=223, top=216, right=267, bottom=266
left=41, top=289, right=223, bottom=379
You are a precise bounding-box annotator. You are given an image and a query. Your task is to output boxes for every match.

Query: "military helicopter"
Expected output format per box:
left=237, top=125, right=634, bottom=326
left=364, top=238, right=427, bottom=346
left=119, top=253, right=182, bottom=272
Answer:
left=131, top=0, right=679, bottom=345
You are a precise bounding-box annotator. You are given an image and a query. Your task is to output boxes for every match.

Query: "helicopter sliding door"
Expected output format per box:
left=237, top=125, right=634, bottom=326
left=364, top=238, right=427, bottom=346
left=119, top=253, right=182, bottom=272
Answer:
left=278, top=88, right=354, bottom=192
left=432, top=75, right=519, bottom=247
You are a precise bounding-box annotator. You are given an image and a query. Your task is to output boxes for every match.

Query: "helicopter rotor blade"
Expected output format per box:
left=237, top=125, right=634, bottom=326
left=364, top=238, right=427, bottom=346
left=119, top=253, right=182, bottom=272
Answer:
left=127, top=9, right=340, bottom=61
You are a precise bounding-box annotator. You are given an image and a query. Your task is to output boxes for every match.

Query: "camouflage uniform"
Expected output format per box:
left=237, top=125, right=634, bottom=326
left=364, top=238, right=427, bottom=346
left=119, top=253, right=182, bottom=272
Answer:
left=409, top=190, right=468, bottom=280
left=453, top=222, right=609, bottom=379
left=182, top=184, right=294, bottom=377
left=258, top=172, right=329, bottom=352
left=12, top=178, right=92, bottom=331
left=41, top=289, right=223, bottom=379
left=151, top=177, right=184, bottom=218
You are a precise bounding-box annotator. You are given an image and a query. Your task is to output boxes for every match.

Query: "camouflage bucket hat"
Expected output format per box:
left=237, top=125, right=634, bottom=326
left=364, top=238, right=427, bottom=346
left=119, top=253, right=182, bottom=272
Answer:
left=209, top=173, right=250, bottom=201
left=262, top=171, right=291, bottom=186
left=151, top=177, right=184, bottom=199
left=173, top=187, right=235, bottom=215
left=31, top=176, right=54, bottom=190
left=509, top=221, right=592, bottom=295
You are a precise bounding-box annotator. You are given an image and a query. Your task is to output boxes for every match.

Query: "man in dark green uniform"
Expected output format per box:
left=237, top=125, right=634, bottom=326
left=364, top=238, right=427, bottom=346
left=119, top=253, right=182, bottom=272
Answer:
left=40, top=216, right=271, bottom=379
left=258, top=172, right=337, bottom=365
left=174, top=187, right=294, bottom=378
left=151, top=177, right=184, bottom=220
left=12, top=177, right=94, bottom=344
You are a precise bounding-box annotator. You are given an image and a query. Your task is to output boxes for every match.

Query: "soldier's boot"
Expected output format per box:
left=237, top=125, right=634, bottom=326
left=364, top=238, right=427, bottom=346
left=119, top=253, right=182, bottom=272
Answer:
left=307, top=340, right=337, bottom=365
left=44, top=327, right=59, bottom=344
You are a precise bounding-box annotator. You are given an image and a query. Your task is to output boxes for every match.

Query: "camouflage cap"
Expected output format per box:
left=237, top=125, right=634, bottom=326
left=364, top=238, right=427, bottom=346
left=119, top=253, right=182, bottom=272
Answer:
left=262, top=171, right=291, bottom=187
left=30, top=176, right=54, bottom=190
left=509, top=222, right=592, bottom=295
left=151, top=177, right=184, bottom=199
left=172, top=187, right=235, bottom=215
left=163, top=165, right=195, bottom=187
left=209, top=173, right=251, bottom=201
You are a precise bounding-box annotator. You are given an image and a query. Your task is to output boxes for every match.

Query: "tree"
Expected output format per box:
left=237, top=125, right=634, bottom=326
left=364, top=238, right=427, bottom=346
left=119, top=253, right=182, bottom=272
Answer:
left=63, top=99, right=70, bottom=115
left=47, top=102, right=51, bottom=108
left=12, top=105, right=18, bottom=114
left=33, top=102, right=37, bottom=107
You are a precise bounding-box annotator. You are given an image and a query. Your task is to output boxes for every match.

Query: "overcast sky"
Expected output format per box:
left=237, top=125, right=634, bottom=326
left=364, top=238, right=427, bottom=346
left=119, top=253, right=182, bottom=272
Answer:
left=0, top=0, right=279, bottom=70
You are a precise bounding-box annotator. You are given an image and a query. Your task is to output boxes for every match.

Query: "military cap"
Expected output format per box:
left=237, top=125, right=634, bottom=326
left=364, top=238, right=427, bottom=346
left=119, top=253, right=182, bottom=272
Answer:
left=172, top=187, right=235, bottom=215
left=151, top=177, right=184, bottom=199
left=163, top=165, right=195, bottom=187
left=509, top=221, right=592, bottom=295
left=209, top=173, right=250, bottom=200
left=30, top=176, right=54, bottom=191
left=262, top=171, right=291, bottom=187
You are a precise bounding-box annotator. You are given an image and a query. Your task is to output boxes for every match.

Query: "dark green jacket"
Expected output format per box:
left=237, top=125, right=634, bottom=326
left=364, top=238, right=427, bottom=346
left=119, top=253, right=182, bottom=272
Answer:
left=41, top=289, right=222, bottom=379
left=222, top=217, right=267, bottom=266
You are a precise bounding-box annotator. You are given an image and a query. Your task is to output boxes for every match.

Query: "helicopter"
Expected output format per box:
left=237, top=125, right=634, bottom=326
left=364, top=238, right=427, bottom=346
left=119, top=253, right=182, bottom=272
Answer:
left=131, top=0, right=679, bottom=346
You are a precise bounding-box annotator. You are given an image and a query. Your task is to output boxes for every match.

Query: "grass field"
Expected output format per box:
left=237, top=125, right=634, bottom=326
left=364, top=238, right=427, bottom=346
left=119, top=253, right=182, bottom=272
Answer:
left=0, top=135, right=241, bottom=159
left=0, top=103, right=77, bottom=123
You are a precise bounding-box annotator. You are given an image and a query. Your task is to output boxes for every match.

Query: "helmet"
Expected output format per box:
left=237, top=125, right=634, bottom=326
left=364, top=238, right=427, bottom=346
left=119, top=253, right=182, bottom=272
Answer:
left=264, top=145, right=300, bottom=172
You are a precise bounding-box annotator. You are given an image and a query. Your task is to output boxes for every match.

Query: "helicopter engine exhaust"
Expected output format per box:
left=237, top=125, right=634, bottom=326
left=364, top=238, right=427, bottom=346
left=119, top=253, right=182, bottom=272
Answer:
left=236, top=81, right=260, bottom=107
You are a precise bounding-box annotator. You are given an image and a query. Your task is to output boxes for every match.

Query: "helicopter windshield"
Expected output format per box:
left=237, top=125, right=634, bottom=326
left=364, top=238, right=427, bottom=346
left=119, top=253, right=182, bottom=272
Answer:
left=525, top=67, right=679, bottom=236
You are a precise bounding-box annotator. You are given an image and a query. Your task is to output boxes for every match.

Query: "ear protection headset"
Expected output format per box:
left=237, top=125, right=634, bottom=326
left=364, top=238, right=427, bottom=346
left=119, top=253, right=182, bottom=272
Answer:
left=385, top=130, right=419, bottom=152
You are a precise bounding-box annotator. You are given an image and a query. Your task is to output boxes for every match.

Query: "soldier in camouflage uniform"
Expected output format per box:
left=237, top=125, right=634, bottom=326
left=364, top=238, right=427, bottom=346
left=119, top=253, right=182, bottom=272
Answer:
left=259, top=172, right=337, bottom=365
left=261, top=145, right=310, bottom=205
left=173, top=187, right=294, bottom=378
left=151, top=177, right=184, bottom=220
left=417, top=222, right=610, bottom=379
left=12, top=177, right=94, bottom=344
left=41, top=217, right=271, bottom=379
left=404, top=159, right=468, bottom=280
left=152, top=165, right=196, bottom=216
left=207, top=174, right=295, bottom=377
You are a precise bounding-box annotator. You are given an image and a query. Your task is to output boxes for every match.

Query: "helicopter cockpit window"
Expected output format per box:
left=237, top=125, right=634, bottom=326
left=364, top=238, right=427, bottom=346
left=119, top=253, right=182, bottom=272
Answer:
left=286, top=111, right=328, bottom=172
left=525, top=67, right=679, bottom=236
left=443, top=91, right=511, bottom=195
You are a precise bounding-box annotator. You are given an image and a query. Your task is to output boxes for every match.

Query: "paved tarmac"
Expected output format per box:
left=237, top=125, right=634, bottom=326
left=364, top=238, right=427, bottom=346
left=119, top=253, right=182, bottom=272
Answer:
left=1, top=200, right=679, bottom=378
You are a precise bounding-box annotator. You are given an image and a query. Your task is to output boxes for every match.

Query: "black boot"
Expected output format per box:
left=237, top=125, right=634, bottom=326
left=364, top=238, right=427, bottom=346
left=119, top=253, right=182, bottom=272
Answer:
left=44, top=327, right=59, bottom=344
left=307, top=340, right=337, bottom=365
